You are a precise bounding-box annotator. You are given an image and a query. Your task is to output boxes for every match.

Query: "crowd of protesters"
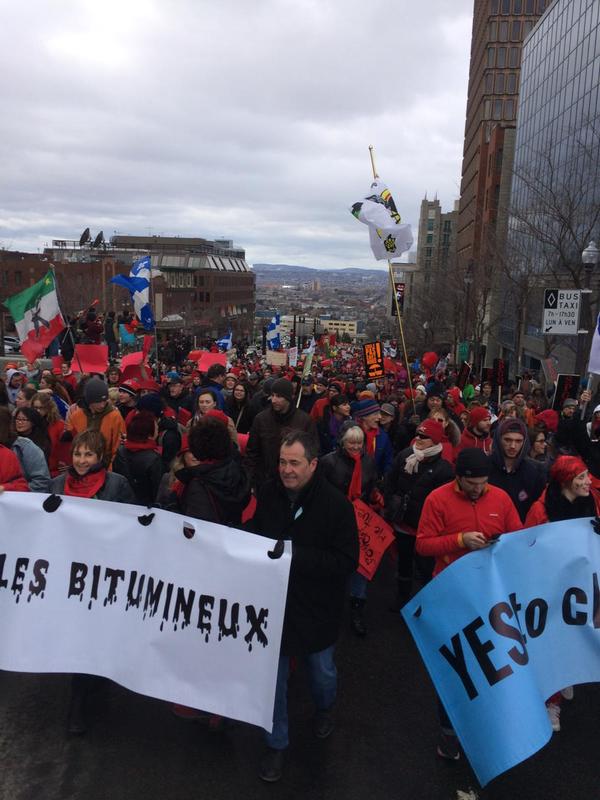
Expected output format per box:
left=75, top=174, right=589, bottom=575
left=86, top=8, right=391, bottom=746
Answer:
left=1, top=337, right=599, bottom=781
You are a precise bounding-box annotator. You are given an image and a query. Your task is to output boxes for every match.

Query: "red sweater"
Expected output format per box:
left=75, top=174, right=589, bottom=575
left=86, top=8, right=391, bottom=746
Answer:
left=456, top=427, right=492, bottom=455
left=524, top=487, right=600, bottom=527
left=416, top=480, right=522, bottom=576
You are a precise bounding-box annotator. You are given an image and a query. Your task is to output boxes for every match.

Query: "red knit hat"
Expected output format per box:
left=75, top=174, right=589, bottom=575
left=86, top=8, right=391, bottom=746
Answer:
left=416, top=419, right=444, bottom=444
left=534, top=409, right=559, bottom=433
left=469, top=406, right=491, bottom=427
left=204, top=409, right=230, bottom=426
left=550, top=456, right=588, bottom=487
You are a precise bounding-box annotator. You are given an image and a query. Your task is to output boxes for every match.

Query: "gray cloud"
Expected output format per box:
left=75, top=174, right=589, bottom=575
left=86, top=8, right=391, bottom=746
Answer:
left=0, top=0, right=472, bottom=267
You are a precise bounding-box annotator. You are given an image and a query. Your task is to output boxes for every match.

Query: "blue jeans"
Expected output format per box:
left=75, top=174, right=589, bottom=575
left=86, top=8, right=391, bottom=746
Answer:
left=350, top=571, right=368, bottom=600
left=265, top=645, right=337, bottom=750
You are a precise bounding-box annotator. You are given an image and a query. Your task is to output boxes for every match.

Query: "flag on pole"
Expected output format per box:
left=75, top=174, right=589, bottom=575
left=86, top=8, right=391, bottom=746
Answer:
left=216, top=330, right=233, bottom=350
left=266, top=314, right=281, bottom=350
left=351, top=178, right=413, bottom=260
left=3, top=271, right=66, bottom=361
left=110, top=256, right=161, bottom=331
left=588, top=312, right=600, bottom=374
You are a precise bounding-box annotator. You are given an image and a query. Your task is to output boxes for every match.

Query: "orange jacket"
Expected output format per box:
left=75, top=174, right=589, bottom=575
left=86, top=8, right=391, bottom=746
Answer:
left=66, top=405, right=125, bottom=467
left=416, top=479, right=522, bottom=576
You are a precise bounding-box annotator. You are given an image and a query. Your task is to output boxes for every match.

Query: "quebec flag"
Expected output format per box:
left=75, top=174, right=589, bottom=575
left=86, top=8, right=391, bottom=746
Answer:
left=267, top=313, right=281, bottom=350
left=216, top=330, right=233, bottom=350
left=110, top=256, right=161, bottom=331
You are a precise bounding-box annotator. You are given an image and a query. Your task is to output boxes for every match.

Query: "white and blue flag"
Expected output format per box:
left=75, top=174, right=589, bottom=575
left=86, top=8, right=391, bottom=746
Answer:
left=216, top=330, right=233, bottom=350
left=110, top=256, right=161, bottom=331
left=266, top=313, right=281, bottom=350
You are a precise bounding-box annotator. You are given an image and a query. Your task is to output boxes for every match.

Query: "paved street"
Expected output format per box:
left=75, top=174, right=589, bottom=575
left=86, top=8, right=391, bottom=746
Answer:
left=1, top=559, right=598, bottom=800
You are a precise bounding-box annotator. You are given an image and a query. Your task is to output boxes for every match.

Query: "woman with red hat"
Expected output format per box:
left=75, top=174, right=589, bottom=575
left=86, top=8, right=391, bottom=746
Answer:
left=524, top=455, right=600, bottom=733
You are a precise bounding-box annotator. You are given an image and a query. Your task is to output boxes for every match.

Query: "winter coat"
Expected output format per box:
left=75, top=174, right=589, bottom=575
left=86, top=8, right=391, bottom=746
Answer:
left=245, top=404, right=317, bottom=487
left=46, top=418, right=71, bottom=477
left=66, top=403, right=126, bottom=467
left=112, top=445, right=164, bottom=507
left=456, top=426, right=493, bottom=455
left=320, top=447, right=377, bottom=502
left=251, top=469, right=358, bottom=655
left=364, top=426, right=393, bottom=477
left=416, top=481, right=522, bottom=576
left=384, top=448, right=455, bottom=532
left=487, top=423, right=546, bottom=522
left=177, top=454, right=251, bottom=527
left=223, top=397, right=253, bottom=434
left=49, top=471, right=135, bottom=504
left=157, top=416, right=181, bottom=472
left=12, top=437, right=51, bottom=492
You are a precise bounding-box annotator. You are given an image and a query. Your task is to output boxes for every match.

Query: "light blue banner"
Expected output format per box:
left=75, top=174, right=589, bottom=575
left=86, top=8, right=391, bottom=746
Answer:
left=402, top=519, right=600, bottom=786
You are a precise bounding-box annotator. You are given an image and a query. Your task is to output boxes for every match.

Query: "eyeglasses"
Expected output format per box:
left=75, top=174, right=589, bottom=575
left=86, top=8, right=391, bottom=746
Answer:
left=415, top=432, right=431, bottom=440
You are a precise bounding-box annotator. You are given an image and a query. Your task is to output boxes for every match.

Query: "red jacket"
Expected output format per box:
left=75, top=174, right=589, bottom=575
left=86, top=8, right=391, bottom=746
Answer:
left=0, top=445, right=29, bottom=492
left=456, top=427, right=492, bottom=455
left=524, top=487, right=600, bottom=527
left=47, top=418, right=71, bottom=477
left=416, top=480, right=522, bottom=576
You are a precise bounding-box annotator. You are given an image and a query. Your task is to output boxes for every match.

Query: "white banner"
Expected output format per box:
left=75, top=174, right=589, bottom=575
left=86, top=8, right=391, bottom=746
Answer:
left=0, top=493, right=291, bottom=731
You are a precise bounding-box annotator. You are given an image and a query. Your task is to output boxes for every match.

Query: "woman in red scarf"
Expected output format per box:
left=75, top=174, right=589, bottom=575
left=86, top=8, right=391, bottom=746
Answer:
left=49, top=430, right=134, bottom=736
left=321, top=421, right=379, bottom=637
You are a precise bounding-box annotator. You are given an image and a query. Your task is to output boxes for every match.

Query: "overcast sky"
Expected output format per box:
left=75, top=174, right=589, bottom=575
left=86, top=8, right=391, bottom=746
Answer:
left=0, top=0, right=473, bottom=269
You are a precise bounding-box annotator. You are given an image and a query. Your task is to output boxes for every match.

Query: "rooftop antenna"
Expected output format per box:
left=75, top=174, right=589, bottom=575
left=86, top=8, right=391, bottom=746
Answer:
left=79, top=227, right=91, bottom=247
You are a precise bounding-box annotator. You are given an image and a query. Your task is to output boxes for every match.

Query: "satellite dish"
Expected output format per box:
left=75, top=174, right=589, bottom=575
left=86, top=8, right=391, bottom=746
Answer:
left=92, top=230, right=104, bottom=248
left=79, top=227, right=91, bottom=246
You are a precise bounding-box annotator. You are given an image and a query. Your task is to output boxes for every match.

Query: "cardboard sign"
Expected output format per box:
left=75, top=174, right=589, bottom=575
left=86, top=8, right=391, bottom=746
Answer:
left=391, top=282, right=405, bottom=316
left=551, top=373, right=580, bottom=411
left=353, top=499, right=395, bottom=580
left=266, top=351, right=287, bottom=367
left=363, top=341, right=385, bottom=380
left=73, top=344, right=108, bottom=375
left=120, top=351, right=145, bottom=370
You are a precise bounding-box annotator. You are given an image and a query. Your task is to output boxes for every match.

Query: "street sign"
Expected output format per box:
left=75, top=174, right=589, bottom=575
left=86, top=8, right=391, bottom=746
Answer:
left=542, top=289, right=581, bottom=335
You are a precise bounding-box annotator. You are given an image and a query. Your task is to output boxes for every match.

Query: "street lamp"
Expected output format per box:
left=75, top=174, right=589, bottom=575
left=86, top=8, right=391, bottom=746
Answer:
left=576, top=241, right=600, bottom=375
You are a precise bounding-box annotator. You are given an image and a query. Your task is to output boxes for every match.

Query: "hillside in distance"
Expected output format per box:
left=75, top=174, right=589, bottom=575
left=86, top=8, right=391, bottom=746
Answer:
left=252, top=263, right=388, bottom=285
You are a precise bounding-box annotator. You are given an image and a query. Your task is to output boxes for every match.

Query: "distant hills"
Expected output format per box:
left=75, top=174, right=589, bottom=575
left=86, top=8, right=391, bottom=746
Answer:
left=252, top=263, right=387, bottom=279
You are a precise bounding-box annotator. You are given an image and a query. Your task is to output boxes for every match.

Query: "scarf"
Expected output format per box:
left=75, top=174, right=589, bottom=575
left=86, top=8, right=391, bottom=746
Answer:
left=64, top=464, right=107, bottom=498
left=403, top=443, right=443, bottom=475
left=125, top=440, right=159, bottom=453
left=346, top=451, right=363, bottom=502
left=364, top=427, right=378, bottom=458
left=544, top=481, right=596, bottom=522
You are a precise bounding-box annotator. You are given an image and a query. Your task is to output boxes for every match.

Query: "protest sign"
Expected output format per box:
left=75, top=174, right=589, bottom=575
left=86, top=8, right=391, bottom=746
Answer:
left=551, top=373, right=580, bottom=411
left=197, top=352, right=227, bottom=372
left=0, top=493, right=291, bottom=731
left=456, top=361, right=472, bottom=391
left=287, top=347, right=298, bottom=368
left=363, top=341, right=385, bottom=380
left=266, top=351, right=287, bottom=367
left=120, top=351, right=145, bottom=369
left=353, top=499, right=395, bottom=580
left=73, top=344, right=108, bottom=374
left=402, top=520, right=600, bottom=785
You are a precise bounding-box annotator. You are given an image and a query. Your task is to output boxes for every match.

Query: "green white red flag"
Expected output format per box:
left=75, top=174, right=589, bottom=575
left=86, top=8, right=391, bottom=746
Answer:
left=3, top=271, right=65, bottom=361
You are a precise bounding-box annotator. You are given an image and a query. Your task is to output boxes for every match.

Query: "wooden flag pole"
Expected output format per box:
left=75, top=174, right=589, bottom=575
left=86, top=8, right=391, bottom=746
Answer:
left=368, top=145, right=417, bottom=415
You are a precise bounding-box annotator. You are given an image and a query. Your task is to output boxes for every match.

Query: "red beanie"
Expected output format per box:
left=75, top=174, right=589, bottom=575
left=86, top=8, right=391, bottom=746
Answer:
left=469, top=406, right=491, bottom=427
left=416, top=419, right=444, bottom=444
left=534, top=409, right=559, bottom=433
left=550, top=455, right=588, bottom=487
left=204, top=409, right=230, bottom=426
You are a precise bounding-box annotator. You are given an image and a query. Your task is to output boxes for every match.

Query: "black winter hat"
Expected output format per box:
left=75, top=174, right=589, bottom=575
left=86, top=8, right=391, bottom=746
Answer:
left=84, top=377, right=109, bottom=406
left=455, top=447, right=490, bottom=478
left=271, top=378, right=293, bottom=402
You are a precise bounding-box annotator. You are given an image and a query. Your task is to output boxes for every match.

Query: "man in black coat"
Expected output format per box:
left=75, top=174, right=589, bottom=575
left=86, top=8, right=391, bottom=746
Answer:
left=487, top=417, right=545, bottom=522
left=252, top=430, right=358, bottom=783
left=245, top=378, right=317, bottom=488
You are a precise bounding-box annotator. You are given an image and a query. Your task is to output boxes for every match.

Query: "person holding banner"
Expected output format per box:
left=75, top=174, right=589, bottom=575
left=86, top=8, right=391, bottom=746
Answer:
left=416, top=448, right=521, bottom=760
left=49, top=429, right=135, bottom=734
left=320, top=421, right=379, bottom=636
left=524, top=455, right=600, bottom=732
left=252, top=430, right=358, bottom=782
